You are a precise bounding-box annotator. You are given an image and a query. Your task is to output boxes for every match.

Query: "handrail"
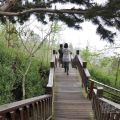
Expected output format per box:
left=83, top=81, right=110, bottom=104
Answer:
left=74, top=51, right=120, bottom=101
left=89, top=79, right=120, bottom=93
left=74, top=50, right=120, bottom=118
left=70, top=52, right=77, bottom=68
left=46, top=52, right=56, bottom=94
left=92, top=88, right=120, bottom=120
left=46, top=50, right=56, bottom=119
left=74, top=53, right=90, bottom=92
left=47, top=68, right=54, bottom=88
left=0, top=50, right=57, bottom=120
left=89, top=79, right=120, bottom=103
left=99, top=98, right=120, bottom=109
left=0, top=95, right=52, bottom=120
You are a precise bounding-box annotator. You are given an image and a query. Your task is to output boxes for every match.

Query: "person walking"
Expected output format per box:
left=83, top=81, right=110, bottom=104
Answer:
left=63, top=43, right=71, bottom=75
left=58, top=44, right=63, bottom=67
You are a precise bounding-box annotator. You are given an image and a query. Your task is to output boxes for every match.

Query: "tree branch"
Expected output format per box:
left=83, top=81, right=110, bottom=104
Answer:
left=32, top=30, right=52, bottom=55
left=0, top=8, right=86, bottom=16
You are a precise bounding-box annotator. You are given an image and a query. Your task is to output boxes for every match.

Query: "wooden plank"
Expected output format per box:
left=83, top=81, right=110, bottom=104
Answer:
left=54, top=66, right=94, bottom=120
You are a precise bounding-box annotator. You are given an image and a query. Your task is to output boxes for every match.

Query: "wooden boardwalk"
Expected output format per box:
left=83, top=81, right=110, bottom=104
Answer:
left=54, top=66, right=94, bottom=120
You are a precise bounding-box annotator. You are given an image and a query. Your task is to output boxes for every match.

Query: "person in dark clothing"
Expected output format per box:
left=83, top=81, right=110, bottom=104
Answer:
left=58, top=44, right=63, bottom=67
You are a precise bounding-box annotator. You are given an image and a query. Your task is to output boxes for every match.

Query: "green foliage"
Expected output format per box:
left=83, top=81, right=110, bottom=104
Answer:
left=0, top=44, right=15, bottom=104
left=89, top=66, right=113, bottom=85
left=25, top=60, right=49, bottom=98
left=1, top=0, right=120, bottom=42
left=81, top=48, right=120, bottom=89
left=0, top=17, right=62, bottom=104
left=0, top=42, right=49, bottom=104
left=0, top=22, right=20, bottom=48
left=0, top=64, right=15, bottom=104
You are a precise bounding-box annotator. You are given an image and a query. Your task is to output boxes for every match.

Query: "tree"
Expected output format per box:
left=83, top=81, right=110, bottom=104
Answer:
left=0, top=0, right=120, bottom=43
left=16, top=22, right=54, bottom=99
left=1, top=20, right=19, bottom=48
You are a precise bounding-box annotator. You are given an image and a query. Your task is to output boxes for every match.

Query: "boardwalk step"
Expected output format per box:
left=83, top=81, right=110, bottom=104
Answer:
left=54, top=67, right=94, bottom=120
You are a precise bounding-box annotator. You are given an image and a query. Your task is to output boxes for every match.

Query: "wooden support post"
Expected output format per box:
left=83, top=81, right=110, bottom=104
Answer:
left=10, top=111, right=16, bottom=120
left=19, top=108, right=24, bottom=120
left=32, top=103, right=36, bottom=120
left=45, top=61, right=54, bottom=94
left=83, top=61, right=87, bottom=68
left=53, top=50, right=56, bottom=54
left=40, top=101, right=43, bottom=119
left=97, top=87, right=103, bottom=97
left=36, top=102, right=40, bottom=120
left=50, top=61, right=54, bottom=68
left=76, top=50, right=79, bottom=55
left=88, top=81, right=94, bottom=99
left=26, top=105, right=30, bottom=120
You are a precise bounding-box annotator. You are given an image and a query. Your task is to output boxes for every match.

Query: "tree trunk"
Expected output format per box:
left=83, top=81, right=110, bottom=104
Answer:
left=115, top=58, right=120, bottom=86
left=22, top=75, right=26, bottom=99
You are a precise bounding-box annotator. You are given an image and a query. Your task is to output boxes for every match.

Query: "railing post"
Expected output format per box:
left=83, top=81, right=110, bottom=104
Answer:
left=53, top=50, right=57, bottom=68
left=92, top=87, right=103, bottom=120
left=97, top=87, right=103, bottom=98
left=75, top=50, right=79, bottom=67
left=96, top=87, right=104, bottom=120
left=83, top=61, right=87, bottom=68
left=76, top=50, right=79, bottom=55
left=53, top=50, right=56, bottom=55
left=83, top=61, right=90, bottom=93
left=88, top=81, right=94, bottom=99
left=50, top=61, right=54, bottom=68
left=46, top=61, right=54, bottom=94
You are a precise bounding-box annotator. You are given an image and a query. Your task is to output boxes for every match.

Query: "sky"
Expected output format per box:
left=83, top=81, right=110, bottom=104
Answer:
left=53, top=0, right=120, bottom=55
left=51, top=0, right=116, bottom=49
left=59, top=21, right=107, bottom=49
left=27, top=0, right=120, bottom=55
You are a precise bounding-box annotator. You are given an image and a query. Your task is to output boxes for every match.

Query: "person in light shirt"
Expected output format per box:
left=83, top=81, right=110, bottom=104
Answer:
left=62, top=43, right=71, bottom=75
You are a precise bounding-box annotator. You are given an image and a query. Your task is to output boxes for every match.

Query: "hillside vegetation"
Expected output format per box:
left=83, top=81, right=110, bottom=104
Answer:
left=0, top=21, right=58, bottom=105
left=81, top=47, right=120, bottom=89
left=0, top=42, right=50, bottom=105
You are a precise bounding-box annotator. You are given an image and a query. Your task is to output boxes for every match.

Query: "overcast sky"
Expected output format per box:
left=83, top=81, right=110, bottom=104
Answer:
left=27, top=0, right=120, bottom=55
left=52, top=0, right=112, bottom=49
left=60, top=21, right=107, bottom=49
left=54, top=0, right=120, bottom=55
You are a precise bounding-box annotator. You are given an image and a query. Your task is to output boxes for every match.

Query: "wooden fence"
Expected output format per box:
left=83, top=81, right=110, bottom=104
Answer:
left=92, top=87, right=120, bottom=120
left=0, top=95, right=52, bottom=120
left=74, top=50, right=120, bottom=120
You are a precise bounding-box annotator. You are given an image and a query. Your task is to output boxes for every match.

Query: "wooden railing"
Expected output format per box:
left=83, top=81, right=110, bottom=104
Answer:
left=89, top=79, right=120, bottom=103
left=0, top=50, right=57, bottom=120
left=74, top=50, right=120, bottom=120
left=46, top=50, right=56, bottom=94
left=0, top=95, right=52, bottom=120
left=92, top=87, right=120, bottom=120
left=74, top=50, right=90, bottom=92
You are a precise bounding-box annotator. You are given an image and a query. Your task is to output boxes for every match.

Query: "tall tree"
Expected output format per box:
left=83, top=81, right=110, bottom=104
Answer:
left=0, top=0, right=120, bottom=42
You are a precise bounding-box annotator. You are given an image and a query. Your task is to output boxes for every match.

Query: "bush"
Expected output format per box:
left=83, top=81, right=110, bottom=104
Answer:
left=89, top=66, right=114, bottom=85
left=0, top=43, right=49, bottom=104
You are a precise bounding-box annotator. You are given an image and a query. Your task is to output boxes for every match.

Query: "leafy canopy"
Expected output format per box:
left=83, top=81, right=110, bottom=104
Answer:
left=0, top=0, right=120, bottom=42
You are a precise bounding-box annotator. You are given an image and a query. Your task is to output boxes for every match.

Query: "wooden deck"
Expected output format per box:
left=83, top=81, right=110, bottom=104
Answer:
left=54, top=66, right=94, bottom=120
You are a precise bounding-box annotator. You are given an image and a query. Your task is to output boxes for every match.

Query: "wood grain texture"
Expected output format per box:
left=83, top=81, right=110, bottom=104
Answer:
left=54, top=66, right=94, bottom=120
